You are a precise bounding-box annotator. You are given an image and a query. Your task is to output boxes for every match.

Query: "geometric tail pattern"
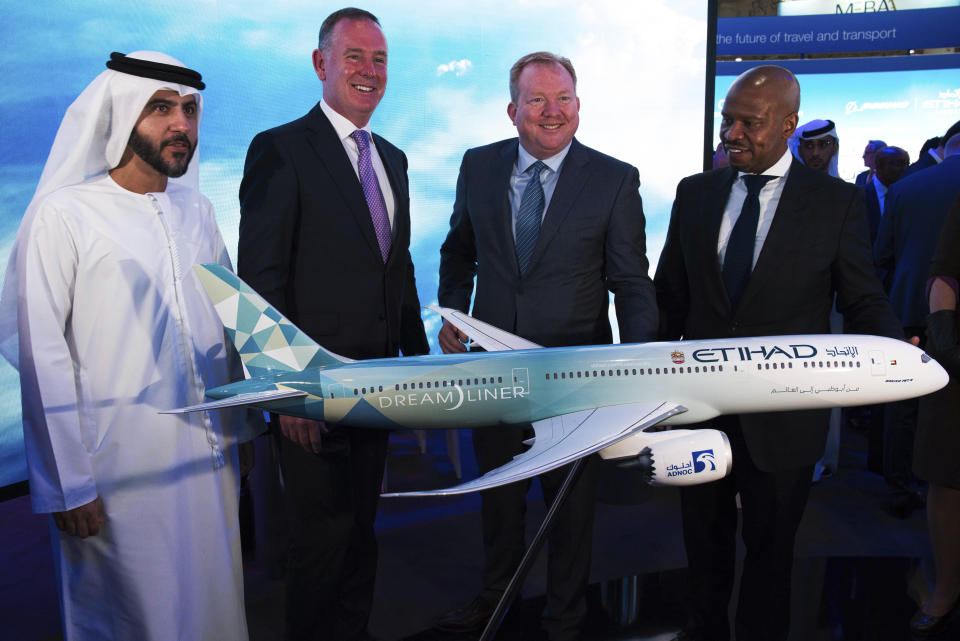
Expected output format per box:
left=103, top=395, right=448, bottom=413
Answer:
left=193, top=264, right=352, bottom=378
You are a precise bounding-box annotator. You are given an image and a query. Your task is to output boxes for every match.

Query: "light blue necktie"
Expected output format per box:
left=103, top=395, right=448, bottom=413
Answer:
left=515, top=161, right=547, bottom=274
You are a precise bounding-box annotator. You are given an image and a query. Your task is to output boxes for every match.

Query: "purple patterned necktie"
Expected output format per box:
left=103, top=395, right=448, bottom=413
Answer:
left=350, top=129, right=391, bottom=262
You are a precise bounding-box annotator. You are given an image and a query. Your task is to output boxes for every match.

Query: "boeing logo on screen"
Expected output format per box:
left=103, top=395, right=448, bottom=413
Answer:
left=845, top=100, right=910, bottom=115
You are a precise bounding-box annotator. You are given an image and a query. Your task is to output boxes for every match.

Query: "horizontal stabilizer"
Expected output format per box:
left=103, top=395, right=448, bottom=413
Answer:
left=383, top=401, right=686, bottom=497
left=160, top=388, right=308, bottom=414
left=426, top=305, right=542, bottom=352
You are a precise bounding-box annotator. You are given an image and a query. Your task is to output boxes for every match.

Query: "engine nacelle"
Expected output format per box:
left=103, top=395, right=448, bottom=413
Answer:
left=598, top=428, right=732, bottom=487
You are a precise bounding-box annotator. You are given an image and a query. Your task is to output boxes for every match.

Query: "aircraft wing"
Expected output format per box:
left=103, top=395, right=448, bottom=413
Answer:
left=160, top=388, right=309, bottom=414
left=382, top=401, right=686, bottom=497
left=427, top=305, right=542, bottom=352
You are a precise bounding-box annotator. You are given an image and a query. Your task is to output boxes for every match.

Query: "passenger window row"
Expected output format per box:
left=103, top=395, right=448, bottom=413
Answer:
left=343, top=375, right=508, bottom=397
left=544, top=364, right=725, bottom=380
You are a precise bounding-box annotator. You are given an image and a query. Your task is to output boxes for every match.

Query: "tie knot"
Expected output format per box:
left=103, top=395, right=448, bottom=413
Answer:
left=528, top=160, right=547, bottom=177
left=351, top=129, right=370, bottom=151
left=742, top=174, right=774, bottom=196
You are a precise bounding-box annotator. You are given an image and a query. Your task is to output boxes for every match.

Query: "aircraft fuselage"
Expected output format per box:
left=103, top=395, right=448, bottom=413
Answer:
left=206, top=334, right=944, bottom=429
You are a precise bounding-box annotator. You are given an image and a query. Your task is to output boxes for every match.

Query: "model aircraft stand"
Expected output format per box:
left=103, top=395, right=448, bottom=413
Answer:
left=479, top=457, right=586, bottom=641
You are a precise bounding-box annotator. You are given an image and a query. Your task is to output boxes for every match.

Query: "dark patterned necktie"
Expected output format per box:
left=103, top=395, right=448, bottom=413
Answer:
left=722, top=174, right=774, bottom=307
left=515, top=161, right=547, bottom=274
left=351, top=129, right=391, bottom=262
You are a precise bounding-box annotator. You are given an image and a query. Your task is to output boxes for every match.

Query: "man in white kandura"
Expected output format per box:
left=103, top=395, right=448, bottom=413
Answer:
left=0, top=51, right=254, bottom=641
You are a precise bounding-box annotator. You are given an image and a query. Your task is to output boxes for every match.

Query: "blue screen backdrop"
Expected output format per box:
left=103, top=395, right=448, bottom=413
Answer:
left=0, top=0, right=710, bottom=488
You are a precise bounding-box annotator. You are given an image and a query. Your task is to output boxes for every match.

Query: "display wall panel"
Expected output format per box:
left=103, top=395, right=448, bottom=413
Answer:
left=0, top=0, right=711, bottom=490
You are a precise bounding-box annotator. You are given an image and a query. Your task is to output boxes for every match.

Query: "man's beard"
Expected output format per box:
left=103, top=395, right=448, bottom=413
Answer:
left=128, top=129, right=195, bottom=178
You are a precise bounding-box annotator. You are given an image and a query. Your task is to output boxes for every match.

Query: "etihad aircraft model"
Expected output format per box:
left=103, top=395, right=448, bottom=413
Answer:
left=164, top=264, right=949, bottom=496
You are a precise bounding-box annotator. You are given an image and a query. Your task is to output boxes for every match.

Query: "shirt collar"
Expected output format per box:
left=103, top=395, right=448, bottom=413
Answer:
left=319, top=99, right=371, bottom=143
left=872, top=174, right=888, bottom=198
left=517, top=140, right=572, bottom=174
left=737, top=147, right=793, bottom=181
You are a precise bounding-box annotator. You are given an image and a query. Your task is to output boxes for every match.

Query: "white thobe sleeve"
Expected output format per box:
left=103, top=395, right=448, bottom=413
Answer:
left=206, top=203, right=264, bottom=444
left=17, top=205, right=97, bottom=513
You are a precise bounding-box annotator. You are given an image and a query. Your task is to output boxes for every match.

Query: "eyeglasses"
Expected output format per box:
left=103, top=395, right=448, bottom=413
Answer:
left=800, top=138, right=835, bottom=151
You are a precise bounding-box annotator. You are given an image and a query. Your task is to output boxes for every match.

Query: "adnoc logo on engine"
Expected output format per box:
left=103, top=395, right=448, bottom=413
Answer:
left=666, top=449, right=717, bottom=478
left=693, top=449, right=716, bottom=473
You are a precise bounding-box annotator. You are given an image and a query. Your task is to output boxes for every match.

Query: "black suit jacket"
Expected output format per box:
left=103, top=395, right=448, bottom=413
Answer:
left=438, top=137, right=657, bottom=347
left=238, top=103, right=429, bottom=361
left=874, top=155, right=960, bottom=329
left=655, top=158, right=902, bottom=471
left=864, top=179, right=882, bottom=245
left=901, top=151, right=938, bottom=179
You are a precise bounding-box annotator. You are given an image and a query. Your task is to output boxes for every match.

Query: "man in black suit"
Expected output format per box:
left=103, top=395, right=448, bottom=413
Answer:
left=656, top=66, right=904, bottom=641
left=873, top=135, right=960, bottom=518
left=238, top=8, right=429, bottom=641
left=864, top=145, right=909, bottom=243
left=436, top=51, right=658, bottom=640
left=902, top=120, right=960, bottom=179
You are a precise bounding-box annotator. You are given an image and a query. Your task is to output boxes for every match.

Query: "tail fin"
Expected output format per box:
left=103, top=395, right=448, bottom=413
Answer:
left=194, top=264, right=352, bottom=378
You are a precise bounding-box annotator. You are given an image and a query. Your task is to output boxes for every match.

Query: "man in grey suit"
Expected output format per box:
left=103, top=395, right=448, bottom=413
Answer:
left=436, top=51, right=658, bottom=640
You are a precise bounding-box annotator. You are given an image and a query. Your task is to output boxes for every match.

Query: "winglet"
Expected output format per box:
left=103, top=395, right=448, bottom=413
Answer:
left=427, top=305, right=541, bottom=352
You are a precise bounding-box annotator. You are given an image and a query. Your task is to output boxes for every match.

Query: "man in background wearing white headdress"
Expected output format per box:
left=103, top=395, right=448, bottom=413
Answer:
left=790, top=118, right=846, bottom=483
left=790, top=118, right=841, bottom=178
left=0, top=52, right=252, bottom=640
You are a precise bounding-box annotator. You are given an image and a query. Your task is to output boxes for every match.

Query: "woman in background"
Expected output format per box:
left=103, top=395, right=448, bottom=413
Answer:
left=912, top=193, right=960, bottom=637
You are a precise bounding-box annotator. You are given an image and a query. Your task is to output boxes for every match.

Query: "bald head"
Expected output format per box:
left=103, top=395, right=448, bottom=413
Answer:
left=945, top=133, right=960, bottom=158
left=874, top=146, right=909, bottom=186
left=729, top=65, right=801, bottom=113
left=720, top=65, right=800, bottom=174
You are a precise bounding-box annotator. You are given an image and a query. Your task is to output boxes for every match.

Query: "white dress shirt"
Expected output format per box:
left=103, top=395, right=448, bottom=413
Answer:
left=872, top=174, right=889, bottom=215
left=717, top=148, right=794, bottom=269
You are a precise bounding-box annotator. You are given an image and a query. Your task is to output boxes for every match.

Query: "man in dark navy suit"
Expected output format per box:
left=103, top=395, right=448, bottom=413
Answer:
left=873, top=134, right=960, bottom=519
left=864, top=145, right=909, bottom=244
left=436, top=51, right=658, bottom=641
left=656, top=66, right=903, bottom=641
left=238, top=8, right=429, bottom=641
left=901, top=120, right=960, bottom=179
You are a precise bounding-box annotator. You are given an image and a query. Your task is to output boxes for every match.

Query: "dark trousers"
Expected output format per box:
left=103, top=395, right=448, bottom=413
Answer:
left=474, top=424, right=600, bottom=641
left=680, top=417, right=813, bottom=641
left=279, top=426, right=389, bottom=641
left=881, top=326, right=925, bottom=492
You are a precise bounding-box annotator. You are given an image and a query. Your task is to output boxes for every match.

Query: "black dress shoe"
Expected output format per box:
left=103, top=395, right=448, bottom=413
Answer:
left=669, top=630, right=705, bottom=641
left=910, top=599, right=959, bottom=637
left=884, top=490, right=925, bottom=520
left=435, top=596, right=495, bottom=632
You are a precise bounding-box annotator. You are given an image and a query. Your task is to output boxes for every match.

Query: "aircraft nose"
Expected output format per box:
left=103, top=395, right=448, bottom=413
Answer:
left=920, top=352, right=950, bottom=394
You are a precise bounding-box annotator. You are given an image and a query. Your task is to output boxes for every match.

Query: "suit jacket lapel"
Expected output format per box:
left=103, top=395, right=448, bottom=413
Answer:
left=739, top=159, right=812, bottom=310
left=304, top=105, right=383, bottom=261
left=495, top=140, right=520, bottom=275
left=703, top=167, right=737, bottom=312
left=374, top=132, right=407, bottom=266
left=528, top=138, right=589, bottom=272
